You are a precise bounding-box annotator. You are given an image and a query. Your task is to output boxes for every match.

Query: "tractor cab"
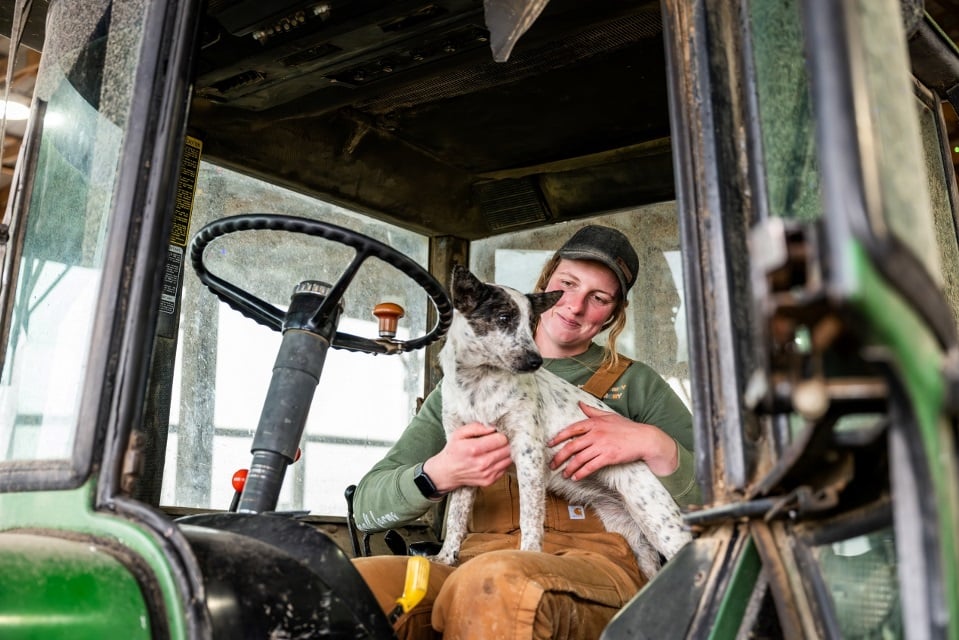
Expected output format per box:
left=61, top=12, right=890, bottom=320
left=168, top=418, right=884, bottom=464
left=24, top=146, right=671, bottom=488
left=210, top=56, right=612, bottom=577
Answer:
left=0, top=0, right=958, bottom=638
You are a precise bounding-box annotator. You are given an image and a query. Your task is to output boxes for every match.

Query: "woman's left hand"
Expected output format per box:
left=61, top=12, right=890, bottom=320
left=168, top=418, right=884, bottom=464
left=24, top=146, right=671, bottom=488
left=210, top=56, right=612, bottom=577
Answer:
left=548, top=402, right=680, bottom=480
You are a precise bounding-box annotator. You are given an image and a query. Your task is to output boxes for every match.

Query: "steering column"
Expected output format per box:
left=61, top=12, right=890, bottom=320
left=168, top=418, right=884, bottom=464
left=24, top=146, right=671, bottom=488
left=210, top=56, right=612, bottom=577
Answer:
left=240, top=281, right=341, bottom=513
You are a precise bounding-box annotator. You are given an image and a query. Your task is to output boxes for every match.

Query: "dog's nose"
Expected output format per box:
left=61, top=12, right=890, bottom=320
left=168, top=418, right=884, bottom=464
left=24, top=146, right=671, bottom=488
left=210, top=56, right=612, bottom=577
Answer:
left=518, top=352, right=543, bottom=372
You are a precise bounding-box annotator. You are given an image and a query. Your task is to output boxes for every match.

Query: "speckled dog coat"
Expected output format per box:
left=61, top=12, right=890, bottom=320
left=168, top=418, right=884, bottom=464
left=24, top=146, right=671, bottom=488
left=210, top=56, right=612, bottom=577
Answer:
left=433, top=266, right=691, bottom=577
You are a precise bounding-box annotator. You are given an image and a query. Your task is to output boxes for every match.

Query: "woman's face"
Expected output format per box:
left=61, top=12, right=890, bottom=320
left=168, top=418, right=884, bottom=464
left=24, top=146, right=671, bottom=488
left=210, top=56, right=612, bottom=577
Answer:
left=535, top=258, right=620, bottom=357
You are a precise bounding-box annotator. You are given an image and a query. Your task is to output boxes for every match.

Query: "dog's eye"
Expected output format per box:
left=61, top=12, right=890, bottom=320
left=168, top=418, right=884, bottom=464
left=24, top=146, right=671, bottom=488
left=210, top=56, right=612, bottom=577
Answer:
left=497, top=313, right=512, bottom=326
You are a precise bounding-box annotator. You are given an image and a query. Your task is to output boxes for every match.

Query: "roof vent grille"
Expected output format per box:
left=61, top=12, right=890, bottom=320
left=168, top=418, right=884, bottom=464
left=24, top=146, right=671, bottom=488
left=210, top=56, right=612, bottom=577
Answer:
left=475, top=178, right=550, bottom=231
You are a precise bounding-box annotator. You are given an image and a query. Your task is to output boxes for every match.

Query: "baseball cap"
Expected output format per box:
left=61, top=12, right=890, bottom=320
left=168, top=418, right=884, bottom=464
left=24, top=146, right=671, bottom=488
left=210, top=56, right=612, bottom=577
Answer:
left=557, top=225, right=639, bottom=295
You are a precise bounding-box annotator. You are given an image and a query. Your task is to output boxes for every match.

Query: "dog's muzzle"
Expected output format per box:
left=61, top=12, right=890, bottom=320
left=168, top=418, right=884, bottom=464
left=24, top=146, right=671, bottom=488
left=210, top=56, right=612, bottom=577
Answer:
left=515, top=352, right=543, bottom=372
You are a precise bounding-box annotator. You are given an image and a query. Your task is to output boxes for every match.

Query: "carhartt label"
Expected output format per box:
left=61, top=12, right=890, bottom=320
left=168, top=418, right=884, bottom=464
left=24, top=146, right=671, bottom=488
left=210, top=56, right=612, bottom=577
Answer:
left=568, top=505, right=586, bottom=519
left=604, top=383, right=626, bottom=401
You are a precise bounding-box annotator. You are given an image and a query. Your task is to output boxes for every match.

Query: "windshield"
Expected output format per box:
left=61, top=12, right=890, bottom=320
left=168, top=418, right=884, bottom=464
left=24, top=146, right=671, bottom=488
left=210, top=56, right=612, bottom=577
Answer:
left=162, top=162, right=430, bottom=516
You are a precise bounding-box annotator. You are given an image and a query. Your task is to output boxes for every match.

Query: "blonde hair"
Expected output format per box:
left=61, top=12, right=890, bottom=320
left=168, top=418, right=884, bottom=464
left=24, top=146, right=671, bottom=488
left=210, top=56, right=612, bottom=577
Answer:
left=533, top=254, right=629, bottom=369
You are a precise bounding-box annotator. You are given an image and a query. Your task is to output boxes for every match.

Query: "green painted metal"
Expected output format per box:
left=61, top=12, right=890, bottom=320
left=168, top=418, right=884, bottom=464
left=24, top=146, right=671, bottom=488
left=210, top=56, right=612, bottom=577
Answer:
left=0, top=532, right=150, bottom=639
left=0, top=481, right=189, bottom=640
left=848, top=240, right=959, bottom=639
left=709, top=534, right=761, bottom=640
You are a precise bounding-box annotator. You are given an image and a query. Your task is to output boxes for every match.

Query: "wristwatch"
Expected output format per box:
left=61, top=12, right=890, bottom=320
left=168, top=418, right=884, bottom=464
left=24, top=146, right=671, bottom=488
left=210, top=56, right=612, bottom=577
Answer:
left=413, top=462, right=445, bottom=500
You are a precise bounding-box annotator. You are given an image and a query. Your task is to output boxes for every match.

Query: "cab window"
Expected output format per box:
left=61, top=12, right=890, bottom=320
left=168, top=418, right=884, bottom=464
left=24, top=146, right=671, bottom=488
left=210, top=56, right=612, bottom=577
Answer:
left=470, top=203, right=690, bottom=405
left=0, top=2, right=146, bottom=467
left=162, top=161, right=428, bottom=516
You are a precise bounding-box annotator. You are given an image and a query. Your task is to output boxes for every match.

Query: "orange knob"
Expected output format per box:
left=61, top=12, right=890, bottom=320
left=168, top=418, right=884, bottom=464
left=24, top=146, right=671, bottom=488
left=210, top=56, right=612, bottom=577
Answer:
left=373, top=302, right=405, bottom=338
left=232, top=468, right=249, bottom=492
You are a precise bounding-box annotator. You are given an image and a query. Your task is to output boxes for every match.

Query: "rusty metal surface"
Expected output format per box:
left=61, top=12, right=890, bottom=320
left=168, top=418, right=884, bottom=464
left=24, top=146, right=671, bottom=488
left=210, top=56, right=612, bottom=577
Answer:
left=750, top=521, right=810, bottom=639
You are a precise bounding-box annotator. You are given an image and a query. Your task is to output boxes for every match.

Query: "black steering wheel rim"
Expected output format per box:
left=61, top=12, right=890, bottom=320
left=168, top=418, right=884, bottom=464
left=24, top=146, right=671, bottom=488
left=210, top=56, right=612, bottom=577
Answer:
left=189, top=213, right=452, bottom=354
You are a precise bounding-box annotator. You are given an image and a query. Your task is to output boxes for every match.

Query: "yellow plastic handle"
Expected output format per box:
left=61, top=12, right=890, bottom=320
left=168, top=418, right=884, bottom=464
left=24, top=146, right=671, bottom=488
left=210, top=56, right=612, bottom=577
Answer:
left=395, top=555, right=430, bottom=614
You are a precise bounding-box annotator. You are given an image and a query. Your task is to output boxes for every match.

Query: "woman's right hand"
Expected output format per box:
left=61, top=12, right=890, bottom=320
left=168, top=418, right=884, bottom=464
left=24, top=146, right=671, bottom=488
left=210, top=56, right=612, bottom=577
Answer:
left=422, top=423, right=512, bottom=493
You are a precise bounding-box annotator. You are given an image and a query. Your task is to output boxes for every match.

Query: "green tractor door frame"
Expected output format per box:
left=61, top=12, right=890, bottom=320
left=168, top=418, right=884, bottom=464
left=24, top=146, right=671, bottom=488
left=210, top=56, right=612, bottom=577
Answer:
left=0, top=0, right=958, bottom=638
left=0, top=0, right=209, bottom=638
left=611, top=0, right=959, bottom=638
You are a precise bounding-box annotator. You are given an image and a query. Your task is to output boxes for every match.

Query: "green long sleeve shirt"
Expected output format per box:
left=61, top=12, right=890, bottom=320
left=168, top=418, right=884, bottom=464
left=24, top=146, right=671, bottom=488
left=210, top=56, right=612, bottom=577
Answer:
left=353, top=343, right=700, bottom=532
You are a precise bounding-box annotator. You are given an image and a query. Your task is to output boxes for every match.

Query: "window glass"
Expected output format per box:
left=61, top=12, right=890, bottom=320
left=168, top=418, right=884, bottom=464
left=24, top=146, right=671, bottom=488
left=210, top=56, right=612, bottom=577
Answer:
left=749, top=0, right=822, bottom=222
left=916, top=97, right=959, bottom=326
left=857, top=0, right=942, bottom=282
left=162, top=163, right=428, bottom=516
left=470, top=203, right=690, bottom=407
left=813, top=528, right=901, bottom=638
left=0, top=0, right=146, bottom=462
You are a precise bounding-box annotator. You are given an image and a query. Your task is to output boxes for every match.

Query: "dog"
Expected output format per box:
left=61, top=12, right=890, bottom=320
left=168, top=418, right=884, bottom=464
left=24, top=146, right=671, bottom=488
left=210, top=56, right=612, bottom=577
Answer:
left=432, top=265, right=691, bottom=577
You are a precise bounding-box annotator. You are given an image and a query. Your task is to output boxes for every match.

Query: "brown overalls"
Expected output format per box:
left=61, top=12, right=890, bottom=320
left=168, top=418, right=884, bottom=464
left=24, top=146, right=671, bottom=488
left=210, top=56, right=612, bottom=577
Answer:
left=353, top=362, right=646, bottom=640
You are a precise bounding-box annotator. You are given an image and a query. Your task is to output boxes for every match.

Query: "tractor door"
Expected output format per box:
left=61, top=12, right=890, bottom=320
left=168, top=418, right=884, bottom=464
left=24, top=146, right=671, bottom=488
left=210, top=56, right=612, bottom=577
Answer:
left=0, top=1, right=208, bottom=637
left=604, top=0, right=959, bottom=638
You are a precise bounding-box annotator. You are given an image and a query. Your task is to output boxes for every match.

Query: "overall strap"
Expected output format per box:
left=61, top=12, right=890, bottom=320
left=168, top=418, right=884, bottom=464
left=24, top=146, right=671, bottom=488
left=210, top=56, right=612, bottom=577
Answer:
left=581, top=357, right=632, bottom=399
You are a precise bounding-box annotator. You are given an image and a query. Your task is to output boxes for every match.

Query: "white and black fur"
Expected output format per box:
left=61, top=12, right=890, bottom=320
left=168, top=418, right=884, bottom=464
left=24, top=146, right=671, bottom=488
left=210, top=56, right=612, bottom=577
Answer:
left=433, top=265, right=691, bottom=577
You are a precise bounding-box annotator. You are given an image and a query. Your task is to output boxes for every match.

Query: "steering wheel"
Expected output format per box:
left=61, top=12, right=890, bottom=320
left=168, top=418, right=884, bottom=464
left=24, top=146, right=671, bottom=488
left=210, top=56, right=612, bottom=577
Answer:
left=189, top=213, right=452, bottom=514
left=189, top=213, right=452, bottom=353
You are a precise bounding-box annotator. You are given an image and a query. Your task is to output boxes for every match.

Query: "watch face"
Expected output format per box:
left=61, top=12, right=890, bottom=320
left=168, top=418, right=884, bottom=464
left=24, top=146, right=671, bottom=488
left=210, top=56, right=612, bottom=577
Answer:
left=414, top=464, right=439, bottom=498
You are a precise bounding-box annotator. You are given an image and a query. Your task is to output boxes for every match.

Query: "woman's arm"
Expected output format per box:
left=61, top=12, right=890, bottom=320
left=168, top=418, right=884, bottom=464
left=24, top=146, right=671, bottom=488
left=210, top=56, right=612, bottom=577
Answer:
left=352, top=387, right=514, bottom=531
left=352, top=389, right=448, bottom=532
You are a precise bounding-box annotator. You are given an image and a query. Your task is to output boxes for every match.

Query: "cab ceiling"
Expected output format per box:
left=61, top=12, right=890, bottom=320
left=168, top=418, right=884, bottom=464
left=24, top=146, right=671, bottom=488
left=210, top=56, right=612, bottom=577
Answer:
left=188, top=0, right=673, bottom=239
left=4, top=1, right=959, bottom=238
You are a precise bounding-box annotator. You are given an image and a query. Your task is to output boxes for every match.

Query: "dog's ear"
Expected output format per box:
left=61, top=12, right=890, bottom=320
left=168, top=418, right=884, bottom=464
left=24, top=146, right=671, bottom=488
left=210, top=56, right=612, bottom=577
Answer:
left=527, top=290, right=563, bottom=317
left=450, top=265, right=487, bottom=313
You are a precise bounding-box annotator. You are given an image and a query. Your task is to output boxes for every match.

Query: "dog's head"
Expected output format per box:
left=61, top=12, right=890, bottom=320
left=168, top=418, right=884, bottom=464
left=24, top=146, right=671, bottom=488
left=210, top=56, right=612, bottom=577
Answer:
left=447, top=265, right=562, bottom=373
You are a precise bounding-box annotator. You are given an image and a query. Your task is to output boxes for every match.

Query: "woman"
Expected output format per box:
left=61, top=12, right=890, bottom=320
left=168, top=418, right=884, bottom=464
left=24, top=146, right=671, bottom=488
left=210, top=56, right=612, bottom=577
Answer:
left=352, top=225, right=698, bottom=639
